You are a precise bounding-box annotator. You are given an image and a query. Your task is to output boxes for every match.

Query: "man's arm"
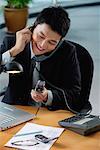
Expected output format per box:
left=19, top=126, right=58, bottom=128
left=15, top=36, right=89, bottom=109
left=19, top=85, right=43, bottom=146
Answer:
left=48, top=45, right=81, bottom=112
left=2, top=50, right=14, bottom=65
left=0, top=28, right=32, bottom=64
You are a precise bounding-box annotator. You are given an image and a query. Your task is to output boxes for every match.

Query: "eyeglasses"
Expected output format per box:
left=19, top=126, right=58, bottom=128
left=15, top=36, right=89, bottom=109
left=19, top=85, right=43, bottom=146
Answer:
left=11, top=135, right=59, bottom=146
left=11, top=139, right=39, bottom=146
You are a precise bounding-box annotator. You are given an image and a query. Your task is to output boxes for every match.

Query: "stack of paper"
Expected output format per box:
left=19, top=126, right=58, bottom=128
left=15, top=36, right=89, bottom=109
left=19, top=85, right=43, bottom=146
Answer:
left=5, top=123, right=64, bottom=150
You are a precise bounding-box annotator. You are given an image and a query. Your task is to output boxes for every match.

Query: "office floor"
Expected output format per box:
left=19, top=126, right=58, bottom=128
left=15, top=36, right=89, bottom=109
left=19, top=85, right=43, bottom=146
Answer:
left=0, top=5, right=100, bottom=115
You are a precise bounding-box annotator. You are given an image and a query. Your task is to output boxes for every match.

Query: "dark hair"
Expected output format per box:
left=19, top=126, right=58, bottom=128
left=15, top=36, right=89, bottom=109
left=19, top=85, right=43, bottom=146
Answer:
left=32, top=6, right=70, bottom=37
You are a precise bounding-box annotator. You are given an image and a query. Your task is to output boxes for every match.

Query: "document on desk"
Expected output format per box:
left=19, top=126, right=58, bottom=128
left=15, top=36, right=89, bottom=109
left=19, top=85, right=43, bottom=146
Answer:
left=5, top=123, right=64, bottom=150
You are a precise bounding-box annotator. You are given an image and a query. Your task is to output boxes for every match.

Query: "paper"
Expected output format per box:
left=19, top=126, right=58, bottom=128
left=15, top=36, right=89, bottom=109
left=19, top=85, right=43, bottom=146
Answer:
left=5, top=123, right=64, bottom=150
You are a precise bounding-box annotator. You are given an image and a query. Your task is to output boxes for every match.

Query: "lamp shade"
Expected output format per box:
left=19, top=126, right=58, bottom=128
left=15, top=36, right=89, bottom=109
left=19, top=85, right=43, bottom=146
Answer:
left=3, top=61, right=23, bottom=74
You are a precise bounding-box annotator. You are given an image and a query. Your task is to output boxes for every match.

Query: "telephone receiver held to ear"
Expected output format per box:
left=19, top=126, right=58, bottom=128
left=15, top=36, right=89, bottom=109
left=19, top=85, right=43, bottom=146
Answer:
left=28, top=25, right=35, bottom=33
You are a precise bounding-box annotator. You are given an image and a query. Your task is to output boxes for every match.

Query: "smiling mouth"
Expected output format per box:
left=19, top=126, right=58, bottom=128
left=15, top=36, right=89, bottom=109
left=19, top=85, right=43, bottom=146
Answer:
left=36, top=44, right=45, bottom=52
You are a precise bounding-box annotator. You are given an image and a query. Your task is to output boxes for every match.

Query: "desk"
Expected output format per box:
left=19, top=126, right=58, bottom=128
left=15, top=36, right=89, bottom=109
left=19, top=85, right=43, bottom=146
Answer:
left=0, top=105, right=100, bottom=150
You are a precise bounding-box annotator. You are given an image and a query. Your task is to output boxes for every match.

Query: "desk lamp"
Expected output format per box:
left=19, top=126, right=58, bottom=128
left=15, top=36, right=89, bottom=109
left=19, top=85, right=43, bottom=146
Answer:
left=0, top=61, right=23, bottom=74
left=0, top=61, right=23, bottom=97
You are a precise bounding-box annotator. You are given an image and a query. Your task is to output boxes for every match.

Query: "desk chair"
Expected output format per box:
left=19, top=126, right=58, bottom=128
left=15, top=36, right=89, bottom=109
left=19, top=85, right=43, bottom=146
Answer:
left=69, top=41, right=94, bottom=114
left=48, top=41, right=94, bottom=114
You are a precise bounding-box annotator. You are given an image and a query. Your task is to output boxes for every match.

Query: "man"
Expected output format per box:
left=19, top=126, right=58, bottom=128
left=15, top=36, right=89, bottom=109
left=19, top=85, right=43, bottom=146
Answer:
left=0, top=6, right=82, bottom=113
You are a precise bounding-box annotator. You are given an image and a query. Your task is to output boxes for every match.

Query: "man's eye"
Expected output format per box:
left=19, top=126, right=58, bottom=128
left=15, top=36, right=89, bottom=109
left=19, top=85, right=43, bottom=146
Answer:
left=39, top=35, right=45, bottom=39
left=49, top=41, right=57, bottom=46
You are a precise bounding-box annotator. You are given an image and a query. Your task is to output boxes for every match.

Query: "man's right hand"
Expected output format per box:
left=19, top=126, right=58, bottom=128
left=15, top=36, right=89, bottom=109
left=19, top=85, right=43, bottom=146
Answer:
left=9, top=28, right=32, bottom=57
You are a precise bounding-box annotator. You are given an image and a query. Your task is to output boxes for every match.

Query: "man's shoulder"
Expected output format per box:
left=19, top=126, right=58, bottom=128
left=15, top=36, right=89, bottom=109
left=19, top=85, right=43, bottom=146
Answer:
left=2, top=33, right=16, bottom=50
left=59, top=40, right=76, bottom=55
left=4, top=33, right=16, bottom=42
left=62, top=40, right=75, bottom=49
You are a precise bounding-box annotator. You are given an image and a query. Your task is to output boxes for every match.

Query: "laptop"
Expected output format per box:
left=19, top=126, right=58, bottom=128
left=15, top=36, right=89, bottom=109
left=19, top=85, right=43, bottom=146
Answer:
left=0, top=102, right=35, bottom=131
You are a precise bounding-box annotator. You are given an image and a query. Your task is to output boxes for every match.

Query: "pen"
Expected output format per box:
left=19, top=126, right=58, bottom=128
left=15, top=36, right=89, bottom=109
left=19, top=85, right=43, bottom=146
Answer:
left=35, top=106, right=41, bottom=117
left=14, top=131, right=42, bottom=137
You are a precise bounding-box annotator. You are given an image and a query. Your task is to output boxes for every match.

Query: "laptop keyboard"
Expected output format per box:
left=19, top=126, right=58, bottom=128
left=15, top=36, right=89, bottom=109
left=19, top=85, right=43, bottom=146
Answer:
left=0, top=112, right=16, bottom=125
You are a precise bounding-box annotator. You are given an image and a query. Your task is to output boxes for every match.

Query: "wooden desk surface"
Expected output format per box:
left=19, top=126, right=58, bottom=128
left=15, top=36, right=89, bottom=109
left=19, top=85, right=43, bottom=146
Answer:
left=0, top=105, right=100, bottom=150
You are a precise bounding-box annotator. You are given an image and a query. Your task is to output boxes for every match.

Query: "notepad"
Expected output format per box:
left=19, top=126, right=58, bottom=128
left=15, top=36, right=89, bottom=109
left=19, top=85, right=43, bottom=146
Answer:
left=5, top=123, right=64, bottom=150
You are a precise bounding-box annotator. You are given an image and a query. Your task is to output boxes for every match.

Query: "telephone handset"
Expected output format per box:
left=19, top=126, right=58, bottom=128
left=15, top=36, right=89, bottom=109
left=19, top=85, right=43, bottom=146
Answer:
left=29, top=26, right=64, bottom=62
left=29, top=25, right=35, bottom=33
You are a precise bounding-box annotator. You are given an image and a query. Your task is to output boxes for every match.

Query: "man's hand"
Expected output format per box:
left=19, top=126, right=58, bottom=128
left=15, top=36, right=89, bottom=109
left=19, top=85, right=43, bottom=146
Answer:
left=9, top=28, right=32, bottom=57
left=31, top=87, right=48, bottom=103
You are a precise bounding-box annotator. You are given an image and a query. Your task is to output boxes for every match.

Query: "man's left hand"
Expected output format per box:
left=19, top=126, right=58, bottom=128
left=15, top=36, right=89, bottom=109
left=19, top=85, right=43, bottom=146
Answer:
left=31, top=87, right=48, bottom=103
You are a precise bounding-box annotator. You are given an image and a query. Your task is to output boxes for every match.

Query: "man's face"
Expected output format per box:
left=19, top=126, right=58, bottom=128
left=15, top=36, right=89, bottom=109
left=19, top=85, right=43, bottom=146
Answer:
left=31, top=23, right=62, bottom=55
